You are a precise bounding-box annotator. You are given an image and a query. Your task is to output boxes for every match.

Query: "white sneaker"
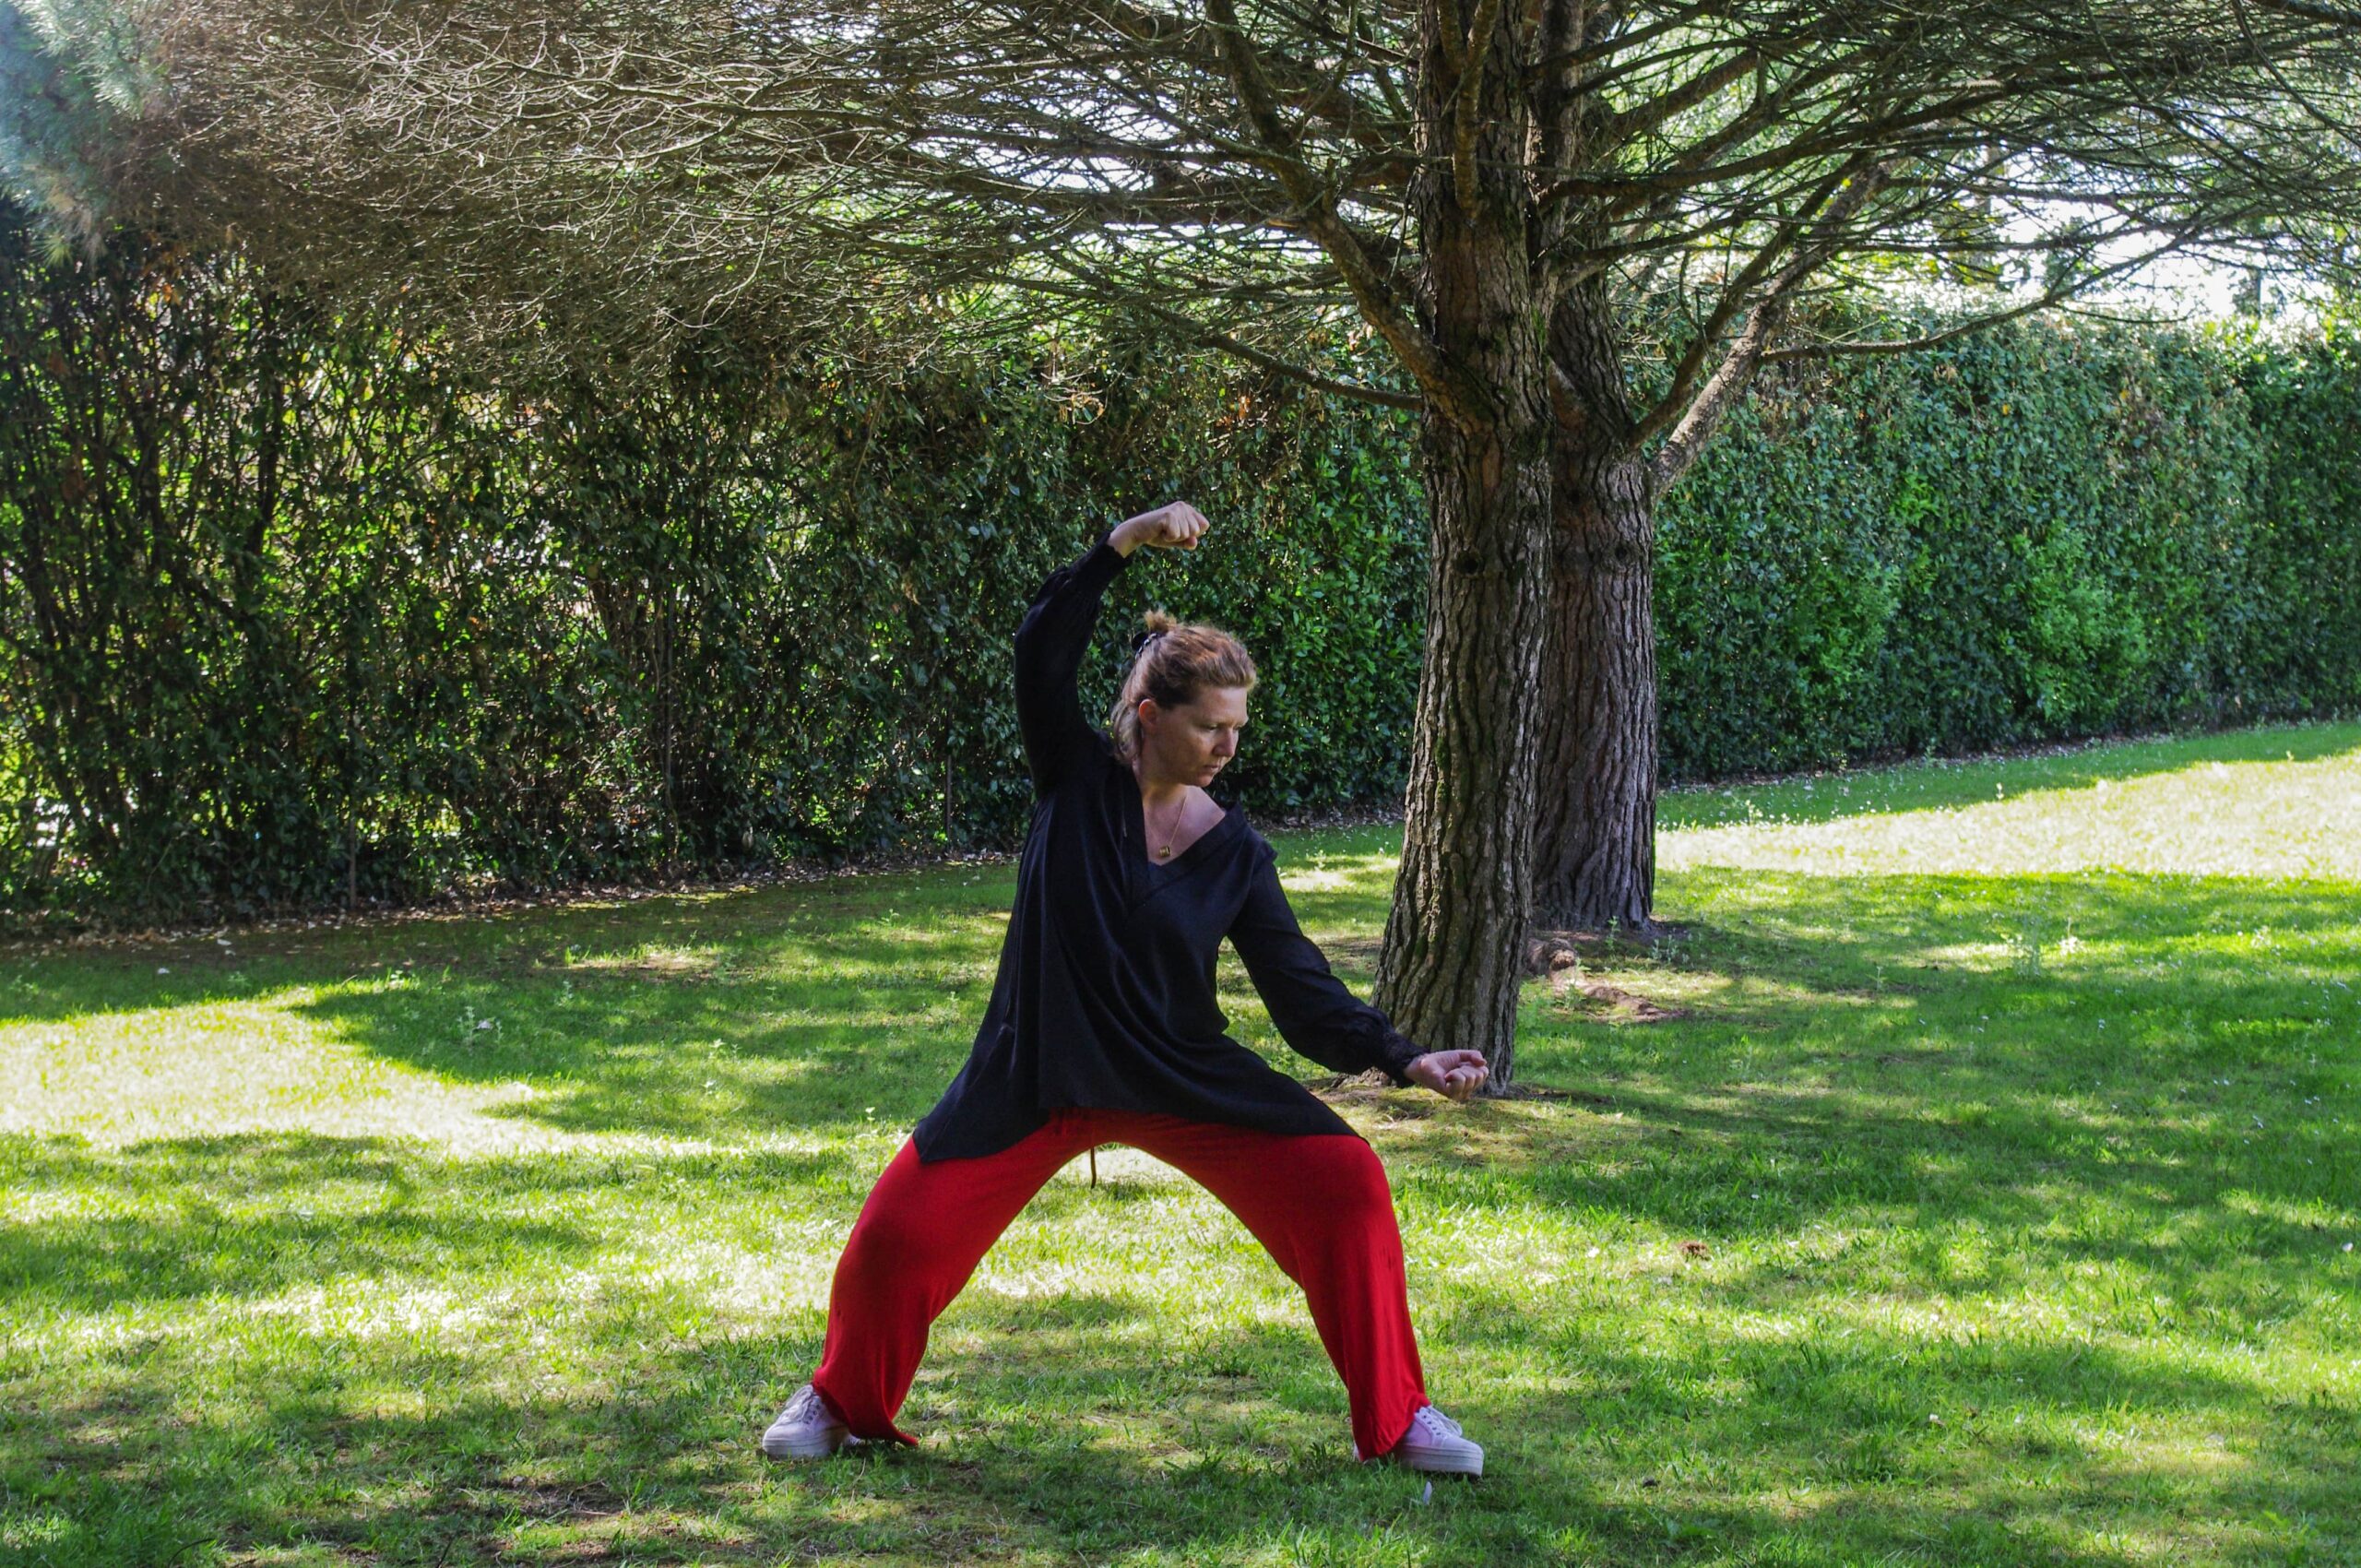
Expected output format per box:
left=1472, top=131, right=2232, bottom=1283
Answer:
left=761, top=1383, right=857, bottom=1459
left=1353, top=1405, right=1484, bottom=1476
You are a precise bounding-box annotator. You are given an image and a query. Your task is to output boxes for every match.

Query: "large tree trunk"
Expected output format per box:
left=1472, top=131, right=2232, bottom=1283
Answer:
left=1531, top=291, right=1659, bottom=934
left=1374, top=401, right=1553, bottom=1084
left=1370, top=4, right=1552, bottom=1089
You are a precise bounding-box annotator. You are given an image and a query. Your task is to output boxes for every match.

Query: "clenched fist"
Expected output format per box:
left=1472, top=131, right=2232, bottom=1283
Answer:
left=1111, top=501, right=1210, bottom=555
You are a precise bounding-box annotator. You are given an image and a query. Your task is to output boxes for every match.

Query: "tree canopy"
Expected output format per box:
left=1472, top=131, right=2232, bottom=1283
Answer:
left=9, top=2, right=2356, bottom=397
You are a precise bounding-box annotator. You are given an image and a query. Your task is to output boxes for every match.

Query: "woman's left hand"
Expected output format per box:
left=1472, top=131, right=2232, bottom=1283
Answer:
left=1406, top=1050, right=1490, bottom=1102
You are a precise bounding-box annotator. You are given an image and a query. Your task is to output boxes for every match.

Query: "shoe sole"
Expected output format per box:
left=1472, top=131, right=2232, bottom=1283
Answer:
left=760, top=1431, right=856, bottom=1459
left=1353, top=1444, right=1484, bottom=1477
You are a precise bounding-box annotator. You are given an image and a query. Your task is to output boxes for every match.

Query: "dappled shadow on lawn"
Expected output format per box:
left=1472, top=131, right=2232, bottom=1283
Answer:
left=1426, top=866, right=2358, bottom=1301
left=0, top=844, right=1377, bottom=1145
left=0, top=1134, right=592, bottom=1313
left=883, top=1319, right=2355, bottom=1566
left=8, top=948, right=2355, bottom=1566
left=0, top=1133, right=847, bottom=1319
left=12, top=1286, right=2350, bottom=1567
left=1659, top=719, right=2361, bottom=831
left=0, top=860, right=1010, bottom=1021
left=8, top=756, right=2361, bottom=1562
left=273, top=908, right=999, bottom=1141
left=263, top=862, right=1401, bottom=1144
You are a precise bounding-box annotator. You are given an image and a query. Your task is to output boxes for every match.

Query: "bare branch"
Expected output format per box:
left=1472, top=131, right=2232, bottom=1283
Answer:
left=1630, top=150, right=1883, bottom=454
left=1045, top=271, right=1425, bottom=407
left=1647, top=154, right=1896, bottom=487
left=1762, top=232, right=2277, bottom=363
left=1203, top=0, right=1451, bottom=398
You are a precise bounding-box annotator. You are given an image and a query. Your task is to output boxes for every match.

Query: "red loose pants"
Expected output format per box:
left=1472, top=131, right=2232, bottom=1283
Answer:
left=809, top=1106, right=1431, bottom=1460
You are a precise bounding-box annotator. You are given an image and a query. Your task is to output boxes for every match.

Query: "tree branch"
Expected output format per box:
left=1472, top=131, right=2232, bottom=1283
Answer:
left=1451, top=0, right=1508, bottom=208
left=1647, top=155, right=1895, bottom=487
left=1597, top=45, right=1763, bottom=151
left=1203, top=0, right=1451, bottom=401
left=1629, top=151, right=1878, bottom=452
left=1760, top=237, right=2222, bottom=362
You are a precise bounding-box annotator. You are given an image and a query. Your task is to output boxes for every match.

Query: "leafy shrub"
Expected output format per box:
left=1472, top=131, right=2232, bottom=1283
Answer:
left=3, top=200, right=2355, bottom=923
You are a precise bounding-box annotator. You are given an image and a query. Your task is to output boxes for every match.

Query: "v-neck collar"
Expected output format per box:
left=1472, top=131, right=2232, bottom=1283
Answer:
left=1134, top=787, right=1237, bottom=874
left=1119, top=755, right=1240, bottom=884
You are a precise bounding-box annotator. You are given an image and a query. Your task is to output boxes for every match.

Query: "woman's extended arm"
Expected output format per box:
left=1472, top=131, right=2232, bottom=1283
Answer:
left=1228, top=838, right=1437, bottom=1088
left=1013, top=502, right=1209, bottom=795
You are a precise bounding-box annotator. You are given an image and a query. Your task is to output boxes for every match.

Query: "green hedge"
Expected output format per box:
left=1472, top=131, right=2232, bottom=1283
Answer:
left=1653, top=310, right=2361, bottom=777
left=2227, top=322, right=2361, bottom=718
left=4, top=201, right=2357, bottom=922
left=0, top=207, right=1425, bottom=921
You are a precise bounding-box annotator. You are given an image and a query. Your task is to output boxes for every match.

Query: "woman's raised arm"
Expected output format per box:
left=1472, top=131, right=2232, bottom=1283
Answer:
left=1012, top=529, right=1132, bottom=795
left=1013, top=503, right=1208, bottom=795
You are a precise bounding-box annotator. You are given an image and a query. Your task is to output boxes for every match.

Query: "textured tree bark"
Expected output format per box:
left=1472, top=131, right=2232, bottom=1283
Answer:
left=1532, top=288, right=1659, bottom=933
left=1531, top=435, right=1658, bottom=933
left=1374, top=403, right=1552, bottom=1084
left=1368, top=4, right=1552, bottom=1089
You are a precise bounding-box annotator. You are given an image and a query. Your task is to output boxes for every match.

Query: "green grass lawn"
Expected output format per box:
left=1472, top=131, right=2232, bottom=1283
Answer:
left=5, top=721, right=2357, bottom=1567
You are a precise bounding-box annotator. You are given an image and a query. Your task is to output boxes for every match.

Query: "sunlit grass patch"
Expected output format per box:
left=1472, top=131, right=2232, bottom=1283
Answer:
left=1660, top=720, right=2361, bottom=884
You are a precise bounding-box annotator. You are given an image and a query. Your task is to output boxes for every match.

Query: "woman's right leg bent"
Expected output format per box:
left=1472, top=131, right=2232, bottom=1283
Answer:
left=809, top=1114, right=1096, bottom=1443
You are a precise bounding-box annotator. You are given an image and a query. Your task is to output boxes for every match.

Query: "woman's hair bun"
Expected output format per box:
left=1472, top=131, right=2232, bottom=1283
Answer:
left=1132, top=610, right=1179, bottom=653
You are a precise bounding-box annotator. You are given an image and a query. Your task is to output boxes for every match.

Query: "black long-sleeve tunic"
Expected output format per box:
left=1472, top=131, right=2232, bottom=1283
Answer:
left=911, top=529, right=1428, bottom=1162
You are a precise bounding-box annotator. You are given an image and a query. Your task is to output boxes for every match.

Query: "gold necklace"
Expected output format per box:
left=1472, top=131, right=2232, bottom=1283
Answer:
left=1145, top=790, right=1183, bottom=860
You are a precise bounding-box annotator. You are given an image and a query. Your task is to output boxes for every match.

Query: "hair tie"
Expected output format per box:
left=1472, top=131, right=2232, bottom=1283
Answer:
left=1131, top=628, right=1167, bottom=654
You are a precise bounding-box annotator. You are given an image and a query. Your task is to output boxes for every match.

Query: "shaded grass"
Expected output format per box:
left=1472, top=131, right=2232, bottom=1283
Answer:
left=3, top=722, right=2357, bottom=1565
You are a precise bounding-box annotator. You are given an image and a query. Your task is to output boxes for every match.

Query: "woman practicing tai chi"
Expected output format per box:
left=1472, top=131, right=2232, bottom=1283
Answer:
left=760, top=501, right=1493, bottom=1475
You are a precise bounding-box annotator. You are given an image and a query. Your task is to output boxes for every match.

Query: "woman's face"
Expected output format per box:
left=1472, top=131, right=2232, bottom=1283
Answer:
left=1139, top=685, right=1252, bottom=786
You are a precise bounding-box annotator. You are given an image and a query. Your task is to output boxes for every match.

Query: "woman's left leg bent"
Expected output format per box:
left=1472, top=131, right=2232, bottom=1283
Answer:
left=1115, top=1113, right=1430, bottom=1461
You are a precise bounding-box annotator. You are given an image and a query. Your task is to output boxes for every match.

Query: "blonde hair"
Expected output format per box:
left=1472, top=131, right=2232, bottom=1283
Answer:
left=1108, top=610, right=1259, bottom=766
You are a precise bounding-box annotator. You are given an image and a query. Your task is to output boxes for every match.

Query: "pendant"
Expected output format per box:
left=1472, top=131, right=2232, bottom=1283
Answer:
left=1157, top=844, right=1173, bottom=860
